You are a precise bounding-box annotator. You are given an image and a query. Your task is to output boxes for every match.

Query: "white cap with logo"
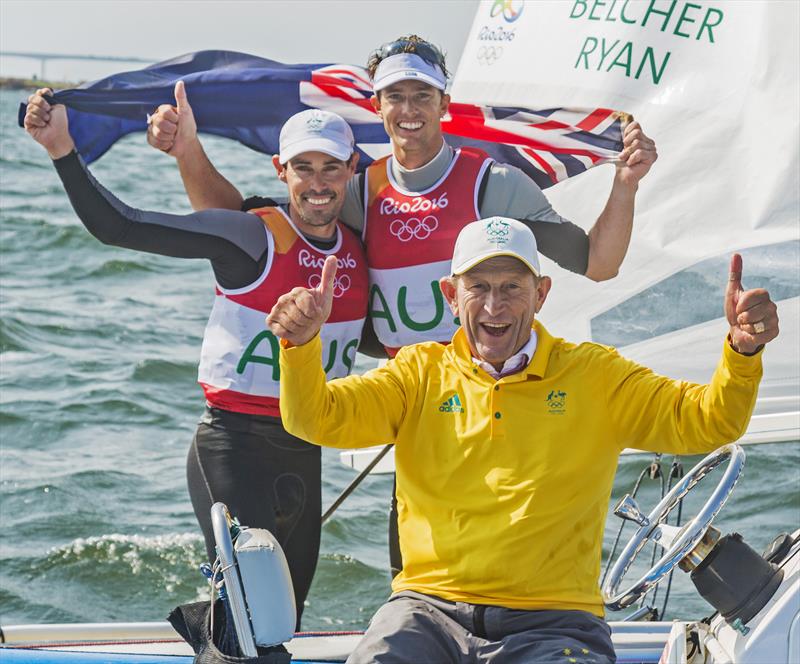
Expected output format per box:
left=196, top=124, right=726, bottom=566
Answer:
left=372, top=53, right=447, bottom=92
left=279, top=109, right=355, bottom=164
left=451, top=217, right=541, bottom=276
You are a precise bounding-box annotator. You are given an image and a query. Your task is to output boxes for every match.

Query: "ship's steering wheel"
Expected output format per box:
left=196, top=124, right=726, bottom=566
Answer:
left=602, top=444, right=745, bottom=611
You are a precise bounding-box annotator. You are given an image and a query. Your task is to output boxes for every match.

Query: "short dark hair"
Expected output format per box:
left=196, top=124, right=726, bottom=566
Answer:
left=366, top=35, right=451, bottom=82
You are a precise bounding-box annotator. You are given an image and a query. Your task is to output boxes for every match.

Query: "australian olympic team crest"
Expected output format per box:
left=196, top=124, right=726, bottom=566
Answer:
left=546, top=390, right=567, bottom=415
left=305, top=110, right=326, bottom=131
left=485, top=217, right=511, bottom=246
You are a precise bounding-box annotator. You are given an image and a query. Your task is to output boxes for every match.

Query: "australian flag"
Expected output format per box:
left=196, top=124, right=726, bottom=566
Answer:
left=17, top=50, right=627, bottom=190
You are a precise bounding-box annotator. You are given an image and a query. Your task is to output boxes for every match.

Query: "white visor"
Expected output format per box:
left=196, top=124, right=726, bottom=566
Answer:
left=372, top=53, right=447, bottom=92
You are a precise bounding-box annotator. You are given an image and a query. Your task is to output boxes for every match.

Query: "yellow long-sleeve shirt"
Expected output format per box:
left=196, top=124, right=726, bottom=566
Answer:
left=279, top=321, right=762, bottom=616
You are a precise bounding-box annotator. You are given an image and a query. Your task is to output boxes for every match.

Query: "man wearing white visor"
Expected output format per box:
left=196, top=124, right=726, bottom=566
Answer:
left=359, top=35, right=656, bottom=354
left=24, top=95, right=368, bottom=628
left=269, top=217, right=778, bottom=663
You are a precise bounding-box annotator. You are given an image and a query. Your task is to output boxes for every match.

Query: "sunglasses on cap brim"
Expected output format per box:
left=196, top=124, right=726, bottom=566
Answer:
left=375, top=40, right=446, bottom=70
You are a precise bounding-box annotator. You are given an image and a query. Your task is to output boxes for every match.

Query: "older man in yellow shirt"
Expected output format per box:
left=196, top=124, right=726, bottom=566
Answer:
left=266, top=217, right=779, bottom=663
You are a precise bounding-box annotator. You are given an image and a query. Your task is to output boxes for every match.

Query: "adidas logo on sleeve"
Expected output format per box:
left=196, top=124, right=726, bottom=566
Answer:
left=438, top=393, right=464, bottom=413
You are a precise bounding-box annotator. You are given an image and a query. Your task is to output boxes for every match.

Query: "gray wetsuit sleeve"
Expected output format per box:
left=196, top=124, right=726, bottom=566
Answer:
left=52, top=151, right=270, bottom=290
left=480, top=163, right=589, bottom=275
left=339, top=174, right=365, bottom=233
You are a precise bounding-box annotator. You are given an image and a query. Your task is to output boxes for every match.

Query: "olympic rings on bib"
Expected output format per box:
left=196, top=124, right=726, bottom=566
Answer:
left=308, top=273, right=352, bottom=298
left=389, top=215, right=439, bottom=242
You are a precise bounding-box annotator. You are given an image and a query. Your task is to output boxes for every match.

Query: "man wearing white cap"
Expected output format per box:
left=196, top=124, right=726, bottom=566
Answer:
left=24, top=91, right=368, bottom=627
left=268, top=217, right=778, bottom=662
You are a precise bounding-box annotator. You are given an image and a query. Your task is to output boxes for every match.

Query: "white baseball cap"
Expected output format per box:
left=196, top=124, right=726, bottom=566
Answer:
left=451, top=217, right=541, bottom=276
left=279, top=109, right=355, bottom=164
left=372, top=53, right=447, bottom=92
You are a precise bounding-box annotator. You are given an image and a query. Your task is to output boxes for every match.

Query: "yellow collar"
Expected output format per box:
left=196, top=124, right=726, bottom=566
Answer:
left=448, top=320, right=556, bottom=382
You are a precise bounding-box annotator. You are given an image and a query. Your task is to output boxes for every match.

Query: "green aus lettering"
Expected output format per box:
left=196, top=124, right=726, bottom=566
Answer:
left=237, top=330, right=281, bottom=380
left=238, top=331, right=358, bottom=380
left=398, top=281, right=444, bottom=332
left=324, top=339, right=338, bottom=374
left=369, top=284, right=397, bottom=333
left=324, top=337, right=360, bottom=374
left=342, top=338, right=359, bottom=374
left=324, top=338, right=361, bottom=375
left=370, top=282, right=459, bottom=334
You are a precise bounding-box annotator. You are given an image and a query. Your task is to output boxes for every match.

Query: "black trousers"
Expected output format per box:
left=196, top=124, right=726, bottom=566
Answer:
left=186, top=407, right=321, bottom=629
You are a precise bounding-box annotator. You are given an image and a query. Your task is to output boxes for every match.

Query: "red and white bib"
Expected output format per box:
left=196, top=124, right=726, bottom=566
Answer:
left=363, top=147, right=492, bottom=354
left=198, top=206, right=368, bottom=416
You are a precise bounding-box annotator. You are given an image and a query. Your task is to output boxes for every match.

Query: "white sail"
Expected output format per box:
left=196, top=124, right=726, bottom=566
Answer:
left=450, top=0, right=799, bottom=442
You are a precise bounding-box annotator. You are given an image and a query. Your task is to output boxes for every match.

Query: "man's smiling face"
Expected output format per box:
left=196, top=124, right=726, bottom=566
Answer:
left=441, top=256, right=551, bottom=370
left=372, top=80, right=450, bottom=168
left=273, top=150, right=357, bottom=238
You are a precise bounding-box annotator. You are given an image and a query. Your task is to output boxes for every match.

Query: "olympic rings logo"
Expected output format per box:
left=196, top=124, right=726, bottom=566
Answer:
left=489, top=0, right=524, bottom=23
left=308, top=273, right=352, bottom=298
left=477, top=45, right=504, bottom=66
left=389, top=215, right=439, bottom=242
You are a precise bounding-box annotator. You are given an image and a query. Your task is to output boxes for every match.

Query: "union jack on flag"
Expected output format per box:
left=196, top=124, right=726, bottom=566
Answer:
left=18, top=50, right=626, bottom=190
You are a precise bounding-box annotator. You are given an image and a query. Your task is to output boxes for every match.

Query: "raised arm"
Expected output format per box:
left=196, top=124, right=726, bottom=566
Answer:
left=268, top=256, right=410, bottom=447
left=25, top=89, right=268, bottom=290
left=608, top=254, right=778, bottom=454
left=584, top=120, right=657, bottom=281
left=147, top=81, right=245, bottom=212
left=481, top=121, right=657, bottom=281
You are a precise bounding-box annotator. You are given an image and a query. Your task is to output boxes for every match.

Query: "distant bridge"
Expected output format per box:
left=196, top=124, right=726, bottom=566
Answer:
left=1, top=51, right=156, bottom=80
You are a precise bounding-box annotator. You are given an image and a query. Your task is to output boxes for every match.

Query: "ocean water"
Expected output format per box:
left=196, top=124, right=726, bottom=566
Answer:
left=1, top=88, right=798, bottom=631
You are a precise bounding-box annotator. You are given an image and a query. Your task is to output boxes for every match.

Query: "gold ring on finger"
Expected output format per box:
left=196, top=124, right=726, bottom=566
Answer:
left=754, top=321, right=765, bottom=334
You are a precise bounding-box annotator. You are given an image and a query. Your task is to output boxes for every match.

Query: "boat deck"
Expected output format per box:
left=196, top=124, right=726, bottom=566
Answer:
left=0, top=620, right=673, bottom=663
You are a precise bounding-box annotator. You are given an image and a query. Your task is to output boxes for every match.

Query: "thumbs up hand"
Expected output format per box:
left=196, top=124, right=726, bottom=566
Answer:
left=725, top=253, right=779, bottom=355
left=266, top=256, right=339, bottom=347
left=146, top=80, right=198, bottom=158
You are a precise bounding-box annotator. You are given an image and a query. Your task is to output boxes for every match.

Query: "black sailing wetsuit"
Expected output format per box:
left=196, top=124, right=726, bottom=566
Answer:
left=52, top=151, right=336, bottom=628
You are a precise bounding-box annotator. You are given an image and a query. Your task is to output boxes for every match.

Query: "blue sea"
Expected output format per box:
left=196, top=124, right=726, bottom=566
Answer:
left=1, top=88, right=798, bottom=631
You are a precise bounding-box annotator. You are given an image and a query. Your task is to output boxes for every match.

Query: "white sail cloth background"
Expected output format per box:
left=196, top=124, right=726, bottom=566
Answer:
left=451, top=0, right=799, bottom=444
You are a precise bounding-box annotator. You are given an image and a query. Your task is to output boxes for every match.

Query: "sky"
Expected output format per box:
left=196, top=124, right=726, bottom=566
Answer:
left=0, top=0, right=480, bottom=83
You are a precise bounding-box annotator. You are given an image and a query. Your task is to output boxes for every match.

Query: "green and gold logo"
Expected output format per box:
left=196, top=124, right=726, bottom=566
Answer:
left=546, top=389, right=567, bottom=414
left=485, top=217, right=511, bottom=246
